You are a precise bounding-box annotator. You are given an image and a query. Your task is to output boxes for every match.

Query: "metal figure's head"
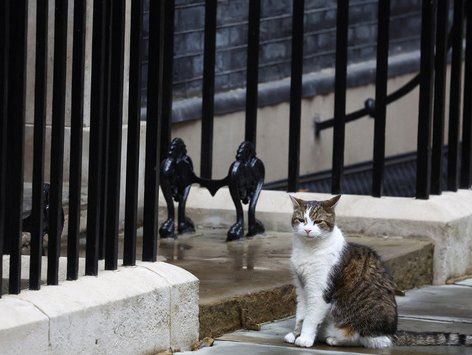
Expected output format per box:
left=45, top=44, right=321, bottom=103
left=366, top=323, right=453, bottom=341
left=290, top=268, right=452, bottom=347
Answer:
left=236, top=141, right=256, bottom=162
left=168, top=138, right=187, bottom=159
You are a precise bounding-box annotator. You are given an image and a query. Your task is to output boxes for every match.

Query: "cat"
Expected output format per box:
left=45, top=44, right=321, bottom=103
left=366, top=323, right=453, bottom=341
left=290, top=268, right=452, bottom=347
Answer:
left=285, top=194, right=472, bottom=349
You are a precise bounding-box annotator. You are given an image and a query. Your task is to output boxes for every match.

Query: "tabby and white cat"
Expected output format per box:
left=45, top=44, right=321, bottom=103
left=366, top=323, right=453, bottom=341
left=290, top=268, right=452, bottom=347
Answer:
left=285, top=195, right=472, bottom=349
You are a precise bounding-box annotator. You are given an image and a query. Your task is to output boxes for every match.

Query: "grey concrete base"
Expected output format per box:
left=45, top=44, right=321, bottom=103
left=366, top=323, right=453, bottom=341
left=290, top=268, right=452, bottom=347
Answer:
left=0, top=262, right=198, bottom=354
left=182, top=187, right=472, bottom=284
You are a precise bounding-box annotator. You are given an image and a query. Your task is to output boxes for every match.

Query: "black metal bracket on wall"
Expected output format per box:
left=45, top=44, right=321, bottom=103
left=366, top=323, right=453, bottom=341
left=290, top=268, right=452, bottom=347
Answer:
left=159, top=138, right=265, bottom=241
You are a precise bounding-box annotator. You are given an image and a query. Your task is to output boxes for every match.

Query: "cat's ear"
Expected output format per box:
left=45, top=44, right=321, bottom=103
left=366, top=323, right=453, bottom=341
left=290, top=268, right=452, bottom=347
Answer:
left=322, top=194, right=341, bottom=210
left=289, top=195, right=304, bottom=209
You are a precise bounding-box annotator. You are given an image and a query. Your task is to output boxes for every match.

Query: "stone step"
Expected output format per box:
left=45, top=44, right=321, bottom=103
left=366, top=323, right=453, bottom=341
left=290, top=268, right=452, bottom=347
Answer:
left=158, top=229, right=434, bottom=339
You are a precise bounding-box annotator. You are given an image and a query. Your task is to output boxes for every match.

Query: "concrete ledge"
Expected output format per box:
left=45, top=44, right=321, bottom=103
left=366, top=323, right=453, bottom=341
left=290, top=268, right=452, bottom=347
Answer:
left=0, top=262, right=198, bottom=354
left=181, top=187, right=472, bottom=284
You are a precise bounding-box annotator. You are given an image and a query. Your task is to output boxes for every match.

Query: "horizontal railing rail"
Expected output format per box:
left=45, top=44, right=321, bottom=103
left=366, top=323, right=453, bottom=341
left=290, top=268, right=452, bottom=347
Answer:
left=314, top=26, right=459, bottom=137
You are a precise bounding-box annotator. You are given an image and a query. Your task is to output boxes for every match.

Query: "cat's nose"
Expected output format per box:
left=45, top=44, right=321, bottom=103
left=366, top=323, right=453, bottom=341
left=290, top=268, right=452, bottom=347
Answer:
left=304, top=228, right=311, bottom=234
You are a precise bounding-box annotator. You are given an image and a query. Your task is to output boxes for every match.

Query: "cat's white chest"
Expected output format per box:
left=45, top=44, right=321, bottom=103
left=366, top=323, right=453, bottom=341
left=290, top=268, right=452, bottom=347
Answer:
left=290, top=227, right=346, bottom=292
left=291, top=250, right=337, bottom=290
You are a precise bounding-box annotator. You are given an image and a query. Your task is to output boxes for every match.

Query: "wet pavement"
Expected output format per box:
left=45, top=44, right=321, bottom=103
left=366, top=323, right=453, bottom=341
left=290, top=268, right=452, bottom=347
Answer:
left=180, top=280, right=472, bottom=355
left=155, top=229, right=432, bottom=305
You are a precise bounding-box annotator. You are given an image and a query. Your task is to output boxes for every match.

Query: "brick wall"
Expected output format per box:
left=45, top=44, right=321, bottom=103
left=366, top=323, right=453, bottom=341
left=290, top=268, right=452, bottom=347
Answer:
left=142, top=0, right=423, bottom=100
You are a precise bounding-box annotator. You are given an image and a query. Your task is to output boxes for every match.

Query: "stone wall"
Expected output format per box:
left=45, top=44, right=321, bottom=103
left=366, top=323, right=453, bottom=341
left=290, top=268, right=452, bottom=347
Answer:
left=142, top=0, right=424, bottom=101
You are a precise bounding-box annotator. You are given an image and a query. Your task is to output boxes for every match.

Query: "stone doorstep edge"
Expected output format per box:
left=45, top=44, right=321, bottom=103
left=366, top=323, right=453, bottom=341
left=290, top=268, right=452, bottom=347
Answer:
left=198, top=242, right=434, bottom=339
left=0, top=262, right=199, bottom=355
left=184, top=187, right=472, bottom=285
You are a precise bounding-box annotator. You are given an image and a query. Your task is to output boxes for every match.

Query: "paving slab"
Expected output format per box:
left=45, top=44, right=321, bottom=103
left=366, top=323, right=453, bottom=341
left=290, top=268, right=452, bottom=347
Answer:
left=396, top=284, right=472, bottom=324
left=191, top=319, right=471, bottom=354
left=455, top=279, right=472, bottom=287
left=182, top=283, right=472, bottom=355
left=216, top=317, right=472, bottom=353
left=179, top=341, right=367, bottom=355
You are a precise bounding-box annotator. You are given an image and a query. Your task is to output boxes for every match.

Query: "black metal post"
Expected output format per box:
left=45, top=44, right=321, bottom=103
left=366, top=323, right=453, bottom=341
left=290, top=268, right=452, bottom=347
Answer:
left=461, top=0, right=472, bottom=189
left=287, top=0, right=305, bottom=192
left=67, top=0, right=87, bottom=281
left=245, top=0, right=261, bottom=146
left=30, top=0, right=49, bottom=289
left=415, top=0, right=437, bottom=199
left=48, top=0, right=69, bottom=285
left=0, top=0, right=10, bottom=297
left=143, top=0, right=162, bottom=262
left=159, top=0, right=175, bottom=162
left=372, top=0, right=390, bottom=197
left=331, top=0, right=349, bottom=194
left=5, top=0, right=28, bottom=294
left=86, top=0, right=107, bottom=276
left=99, top=0, right=112, bottom=261
left=200, top=0, right=217, bottom=179
left=431, top=0, right=449, bottom=195
left=460, top=1, right=472, bottom=189
left=105, top=0, right=125, bottom=270
left=124, top=0, right=144, bottom=266
left=447, top=0, right=464, bottom=192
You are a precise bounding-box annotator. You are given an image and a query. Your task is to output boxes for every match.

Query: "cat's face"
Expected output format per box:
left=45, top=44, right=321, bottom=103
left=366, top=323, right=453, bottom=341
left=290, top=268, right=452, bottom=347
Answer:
left=289, top=195, right=341, bottom=239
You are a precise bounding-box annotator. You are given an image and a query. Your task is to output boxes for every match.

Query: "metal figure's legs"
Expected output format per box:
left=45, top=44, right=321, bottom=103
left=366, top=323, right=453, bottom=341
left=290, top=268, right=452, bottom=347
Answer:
left=178, top=185, right=195, bottom=234
left=227, top=180, right=244, bottom=241
left=247, top=181, right=265, bottom=236
left=159, top=175, right=176, bottom=239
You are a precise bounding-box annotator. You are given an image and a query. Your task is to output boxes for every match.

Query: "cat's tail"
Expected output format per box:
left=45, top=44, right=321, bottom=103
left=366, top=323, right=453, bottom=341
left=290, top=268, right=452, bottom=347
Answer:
left=393, top=330, right=472, bottom=346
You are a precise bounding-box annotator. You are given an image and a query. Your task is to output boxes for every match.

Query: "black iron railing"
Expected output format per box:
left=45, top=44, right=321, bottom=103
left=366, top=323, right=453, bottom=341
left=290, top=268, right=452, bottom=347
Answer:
left=1, top=0, right=472, bottom=298
left=314, top=0, right=472, bottom=198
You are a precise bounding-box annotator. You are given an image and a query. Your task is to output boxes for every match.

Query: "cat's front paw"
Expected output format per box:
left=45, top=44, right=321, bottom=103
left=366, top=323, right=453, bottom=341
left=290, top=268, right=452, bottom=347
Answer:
left=284, top=332, right=296, bottom=344
left=325, top=337, right=339, bottom=346
left=295, top=334, right=315, bottom=348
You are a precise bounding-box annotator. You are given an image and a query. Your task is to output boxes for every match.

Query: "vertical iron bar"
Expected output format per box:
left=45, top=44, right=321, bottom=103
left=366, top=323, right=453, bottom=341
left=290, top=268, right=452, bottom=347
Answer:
left=99, top=0, right=112, bottom=260
left=200, top=0, right=217, bottom=179
left=331, top=0, right=349, bottom=194
left=6, top=0, right=28, bottom=294
left=415, top=0, right=436, bottom=199
left=67, top=0, right=87, bottom=280
left=48, top=0, right=69, bottom=285
left=86, top=0, right=107, bottom=276
left=143, top=0, right=162, bottom=262
left=30, top=0, right=49, bottom=290
left=461, top=0, right=472, bottom=188
left=124, top=0, right=144, bottom=266
left=158, top=0, right=174, bottom=162
left=447, top=0, right=464, bottom=191
left=105, top=0, right=126, bottom=270
left=372, top=0, right=390, bottom=197
left=0, top=0, right=10, bottom=297
left=431, top=0, right=449, bottom=195
left=244, top=0, right=261, bottom=146
left=287, top=0, right=305, bottom=192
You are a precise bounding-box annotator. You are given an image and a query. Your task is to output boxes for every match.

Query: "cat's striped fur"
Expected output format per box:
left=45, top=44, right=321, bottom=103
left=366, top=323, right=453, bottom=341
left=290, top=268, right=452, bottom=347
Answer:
left=286, top=195, right=472, bottom=349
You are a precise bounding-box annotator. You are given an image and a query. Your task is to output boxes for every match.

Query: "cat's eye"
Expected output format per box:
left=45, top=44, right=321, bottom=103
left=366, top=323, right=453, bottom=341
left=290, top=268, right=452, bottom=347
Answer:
left=296, top=218, right=305, bottom=223
left=314, top=220, right=323, bottom=224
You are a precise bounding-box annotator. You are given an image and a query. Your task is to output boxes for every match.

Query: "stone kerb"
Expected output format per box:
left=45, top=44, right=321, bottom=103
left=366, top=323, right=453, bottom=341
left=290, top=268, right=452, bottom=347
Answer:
left=0, top=262, right=198, bottom=354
